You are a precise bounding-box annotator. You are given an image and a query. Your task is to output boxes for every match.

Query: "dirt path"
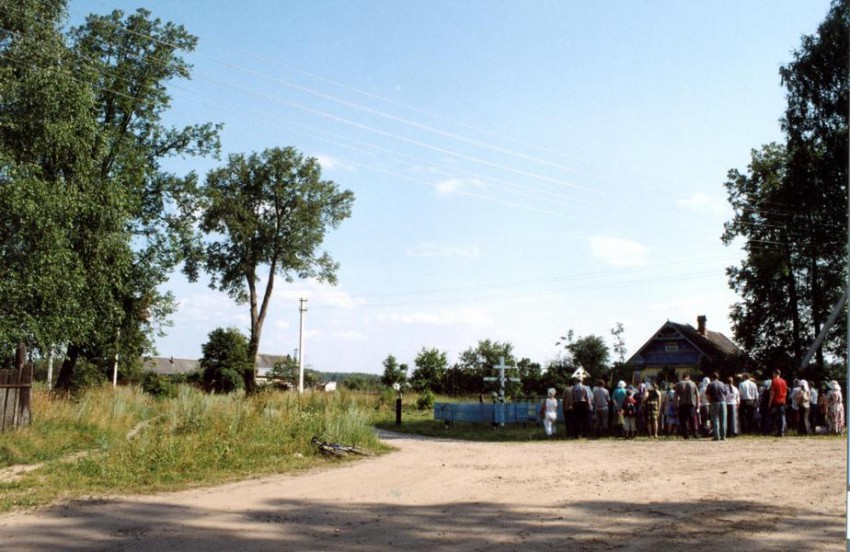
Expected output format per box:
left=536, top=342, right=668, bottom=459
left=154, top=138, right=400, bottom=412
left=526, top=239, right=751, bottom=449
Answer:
left=0, top=432, right=844, bottom=551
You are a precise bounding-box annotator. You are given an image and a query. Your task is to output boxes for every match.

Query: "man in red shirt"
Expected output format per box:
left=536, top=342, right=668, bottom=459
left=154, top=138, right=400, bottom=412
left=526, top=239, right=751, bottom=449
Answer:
left=769, top=369, right=788, bottom=437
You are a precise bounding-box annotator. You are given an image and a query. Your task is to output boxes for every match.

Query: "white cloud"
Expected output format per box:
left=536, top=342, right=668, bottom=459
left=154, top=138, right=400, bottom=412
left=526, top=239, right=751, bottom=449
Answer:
left=406, top=242, right=481, bottom=259
left=273, top=319, right=292, bottom=331
left=677, top=192, right=729, bottom=216
left=277, top=280, right=367, bottom=309
left=313, top=154, right=355, bottom=172
left=378, top=308, right=495, bottom=328
left=589, top=236, right=649, bottom=267
left=175, top=293, right=250, bottom=328
left=433, top=177, right=484, bottom=196
left=332, top=330, right=367, bottom=342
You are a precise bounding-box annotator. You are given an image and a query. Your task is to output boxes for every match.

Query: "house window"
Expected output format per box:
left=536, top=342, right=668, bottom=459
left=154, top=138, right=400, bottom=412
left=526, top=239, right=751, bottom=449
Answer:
left=665, top=343, right=679, bottom=353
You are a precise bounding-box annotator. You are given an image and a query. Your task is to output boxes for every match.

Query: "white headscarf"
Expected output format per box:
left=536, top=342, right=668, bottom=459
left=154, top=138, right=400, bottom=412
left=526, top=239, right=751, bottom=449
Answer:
left=617, top=380, right=626, bottom=389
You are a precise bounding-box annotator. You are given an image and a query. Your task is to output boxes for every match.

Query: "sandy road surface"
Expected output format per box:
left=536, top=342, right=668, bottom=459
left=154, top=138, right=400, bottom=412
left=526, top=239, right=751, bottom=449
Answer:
left=0, top=431, right=845, bottom=551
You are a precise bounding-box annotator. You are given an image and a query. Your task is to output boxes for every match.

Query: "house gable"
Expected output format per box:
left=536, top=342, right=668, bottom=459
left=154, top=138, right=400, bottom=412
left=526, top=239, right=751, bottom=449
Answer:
left=626, top=317, right=745, bottom=380
left=627, top=323, right=708, bottom=368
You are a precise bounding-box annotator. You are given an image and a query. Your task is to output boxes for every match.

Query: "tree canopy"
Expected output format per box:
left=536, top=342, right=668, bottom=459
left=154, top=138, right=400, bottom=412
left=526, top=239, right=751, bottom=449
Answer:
left=722, top=0, right=848, bottom=376
left=199, top=147, right=355, bottom=393
left=0, top=2, right=220, bottom=386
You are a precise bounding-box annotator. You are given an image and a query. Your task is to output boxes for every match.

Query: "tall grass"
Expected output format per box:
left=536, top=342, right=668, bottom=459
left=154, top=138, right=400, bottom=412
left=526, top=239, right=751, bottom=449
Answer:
left=0, top=385, right=385, bottom=512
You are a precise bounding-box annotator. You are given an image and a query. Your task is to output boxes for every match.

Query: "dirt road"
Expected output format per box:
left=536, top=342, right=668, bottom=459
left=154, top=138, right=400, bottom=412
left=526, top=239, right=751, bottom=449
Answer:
left=0, top=431, right=844, bottom=551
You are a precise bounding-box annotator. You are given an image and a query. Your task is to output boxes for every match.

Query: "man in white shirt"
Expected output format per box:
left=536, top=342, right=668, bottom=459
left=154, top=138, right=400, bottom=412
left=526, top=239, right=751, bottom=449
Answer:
left=738, top=373, right=759, bottom=435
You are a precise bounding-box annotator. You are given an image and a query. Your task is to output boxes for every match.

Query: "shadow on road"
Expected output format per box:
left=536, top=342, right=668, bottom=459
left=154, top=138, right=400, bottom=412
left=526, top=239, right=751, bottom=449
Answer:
left=0, top=495, right=841, bottom=551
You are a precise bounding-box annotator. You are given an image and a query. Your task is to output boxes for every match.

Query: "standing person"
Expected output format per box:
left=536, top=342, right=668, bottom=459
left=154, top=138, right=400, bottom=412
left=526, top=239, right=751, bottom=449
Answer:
left=622, top=389, right=638, bottom=439
left=663, top=384, right=679, bottom=435
left=674, top=373, right=699, bottom=439
left=698, top=377, right=711, bottom=437
left=738, top=373, right=759, bottom=434
left=562, top=382, right=574, bottom=437
left=826, top=380, right=845, bottom=434
left=592, top=379, right=611, bottom=437
left=759, top=380, right=772, bottom=435
left=540, top=388, right=559, bottom=438
left=571, top=376, right=593, bottom=438
left=706, top=372, right=729, bottom=441
left=726, top=377, right=740, bottom=437
left=644, top=382, right=662, bottom=439
left=612, top=381, right=628, bottom=437
left=788, top=379, right=801, bottom=433
left=769, top=369, right=789, bottom=437
left=635, top=383, right=647, bottom=436
left=795, top=379, right=811, bottom=436
left=808, top=382, right=819, bottom=432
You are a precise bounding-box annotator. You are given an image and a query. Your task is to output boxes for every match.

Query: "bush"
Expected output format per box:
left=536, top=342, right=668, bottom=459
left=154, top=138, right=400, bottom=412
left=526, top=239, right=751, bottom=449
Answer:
left=69, top=360, right=108, bottom=392
left=416, top=388, right=434, bottom=410
left=200, top=327, right=248, bottom=393
left=141, top=373, right=177, bottom=398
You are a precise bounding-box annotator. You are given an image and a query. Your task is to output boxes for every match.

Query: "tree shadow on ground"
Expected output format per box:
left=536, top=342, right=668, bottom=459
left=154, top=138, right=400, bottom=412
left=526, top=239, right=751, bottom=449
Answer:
left=0, top=496, right=841, bottom=551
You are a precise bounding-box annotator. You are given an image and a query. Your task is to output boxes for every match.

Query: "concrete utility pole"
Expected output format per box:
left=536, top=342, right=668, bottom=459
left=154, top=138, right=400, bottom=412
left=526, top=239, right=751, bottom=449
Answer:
left=46, top=351, right=53, bottom=391
left=298, top=298, right=308, bottom=393
left=112, top=329, right=120, bottom=388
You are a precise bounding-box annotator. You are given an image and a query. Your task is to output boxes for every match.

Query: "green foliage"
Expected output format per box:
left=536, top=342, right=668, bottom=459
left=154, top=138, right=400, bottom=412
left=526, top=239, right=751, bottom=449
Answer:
left=141, top=373, right=178, bottom=398
left=416, top=388, right=435, bottom=410
left=69, top=360, right=108, bottom=393
left=723, top=1, right=849, bottom=373
left=0, top=385, right=385, bottom=513
left=199, top=328, right=249, bottom=394
left=268, top=355, right=299, bottom=385
left=199, top=147, right=355, bottom=393
left=0, top=4, right=220, bottom=388
left=380, top=354, right=407, bottom=388
left=553, top=331, right=611, bottom=383
left=343, top=375, right=369, bottom=390
left=516, top=358, right=543, bottom=397
left=409, top=347, right=448, bottom=392
left=610, top=322, right=627, bottom=365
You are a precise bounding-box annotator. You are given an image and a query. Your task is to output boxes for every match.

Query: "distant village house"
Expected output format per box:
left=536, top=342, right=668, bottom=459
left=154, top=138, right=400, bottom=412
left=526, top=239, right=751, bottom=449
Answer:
left=625, top=315, right=745, bottom=382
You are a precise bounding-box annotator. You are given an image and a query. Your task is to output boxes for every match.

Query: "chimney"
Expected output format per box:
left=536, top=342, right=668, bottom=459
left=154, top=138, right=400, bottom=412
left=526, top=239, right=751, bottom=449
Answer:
left=697, top=315, right=707, bottom=336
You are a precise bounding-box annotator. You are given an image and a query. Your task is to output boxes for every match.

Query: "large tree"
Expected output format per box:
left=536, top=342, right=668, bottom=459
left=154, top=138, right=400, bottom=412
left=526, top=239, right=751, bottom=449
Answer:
left=0, top=3, right=219, bottom=386
left=199, top=147, right=355, bottom=393
left=722, top=0, right=848, bottom=374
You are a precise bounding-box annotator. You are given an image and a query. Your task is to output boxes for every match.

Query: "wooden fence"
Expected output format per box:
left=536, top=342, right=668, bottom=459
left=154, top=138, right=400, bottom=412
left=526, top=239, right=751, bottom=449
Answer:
left=0, top=343, right=32, bottom=432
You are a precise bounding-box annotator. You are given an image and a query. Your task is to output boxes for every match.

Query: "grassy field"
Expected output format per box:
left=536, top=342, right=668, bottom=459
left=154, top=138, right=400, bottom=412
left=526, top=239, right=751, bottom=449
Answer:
left=0, top=385, right=390, bottom=513
left=4, top=388, right=831, bottom=513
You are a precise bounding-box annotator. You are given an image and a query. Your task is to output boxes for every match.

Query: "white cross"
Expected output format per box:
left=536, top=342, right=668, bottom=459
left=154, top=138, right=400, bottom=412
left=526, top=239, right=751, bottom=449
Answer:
left=483, top=356, right=521, bottom=403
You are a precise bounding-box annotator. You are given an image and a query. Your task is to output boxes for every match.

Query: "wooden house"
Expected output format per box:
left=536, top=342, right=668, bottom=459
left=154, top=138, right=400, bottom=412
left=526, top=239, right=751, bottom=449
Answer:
left=625, top=315, right=744, bottom=382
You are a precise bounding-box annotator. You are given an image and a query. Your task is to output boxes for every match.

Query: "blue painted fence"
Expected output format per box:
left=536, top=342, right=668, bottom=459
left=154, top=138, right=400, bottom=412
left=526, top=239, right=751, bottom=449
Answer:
left=433, top=402, right=565, bottom=426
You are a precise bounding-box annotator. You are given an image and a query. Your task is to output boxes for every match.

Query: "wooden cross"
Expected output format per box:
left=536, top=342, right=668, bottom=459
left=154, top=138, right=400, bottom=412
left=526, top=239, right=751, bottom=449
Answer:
left=483, top=356, right=521, bottom=404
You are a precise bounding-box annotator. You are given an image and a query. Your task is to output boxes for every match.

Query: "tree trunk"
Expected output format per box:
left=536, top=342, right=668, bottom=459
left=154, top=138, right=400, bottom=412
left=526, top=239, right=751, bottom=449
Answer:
left=782, top=231, right=803, bottom=363
left=810, top=252, right=825, bottom=372
left=54, top=343, right=80, bottom=391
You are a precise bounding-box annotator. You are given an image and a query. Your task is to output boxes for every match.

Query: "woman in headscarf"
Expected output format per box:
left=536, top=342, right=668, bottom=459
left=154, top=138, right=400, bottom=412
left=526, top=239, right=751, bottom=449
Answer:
left=795, top=379, right=811, bottom=435
left=612, top=381, right=627, bottom=437
left=826, top=380, right=845, bottom=435
left=699, top=377, right=711, bottom=436
left=540, top=388, right=560, bottom=438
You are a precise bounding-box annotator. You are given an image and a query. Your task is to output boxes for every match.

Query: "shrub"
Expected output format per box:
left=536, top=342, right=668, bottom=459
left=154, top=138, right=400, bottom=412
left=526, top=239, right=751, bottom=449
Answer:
left=141, top=373, right=177, bottom=398
left=200, top=327, right=248, bottom=393
left=416, top=388, right=434, bottom=410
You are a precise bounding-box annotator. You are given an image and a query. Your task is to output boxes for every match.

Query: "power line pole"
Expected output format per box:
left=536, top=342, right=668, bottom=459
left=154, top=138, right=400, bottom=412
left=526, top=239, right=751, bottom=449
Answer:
left=298, top=298, right=308, bottom=393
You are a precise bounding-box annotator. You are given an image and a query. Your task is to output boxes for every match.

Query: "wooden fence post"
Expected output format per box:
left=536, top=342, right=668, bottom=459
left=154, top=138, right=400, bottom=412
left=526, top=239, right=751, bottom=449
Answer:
left=0, top=342, right=32, bottom=432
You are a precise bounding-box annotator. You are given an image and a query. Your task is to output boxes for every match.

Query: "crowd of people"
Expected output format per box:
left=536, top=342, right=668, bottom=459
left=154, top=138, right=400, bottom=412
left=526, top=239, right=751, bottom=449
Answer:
left=541, top=370, right=846, bottom=440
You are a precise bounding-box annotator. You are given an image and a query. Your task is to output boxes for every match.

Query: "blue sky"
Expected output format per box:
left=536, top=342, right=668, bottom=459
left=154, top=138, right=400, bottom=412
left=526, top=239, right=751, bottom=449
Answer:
left=68, top=1, right=833, bottom=375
